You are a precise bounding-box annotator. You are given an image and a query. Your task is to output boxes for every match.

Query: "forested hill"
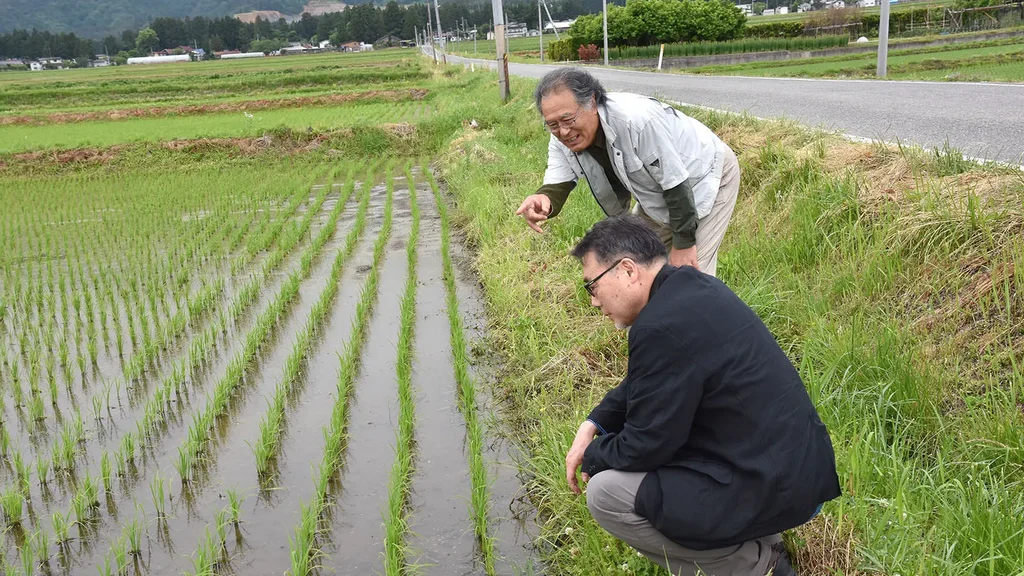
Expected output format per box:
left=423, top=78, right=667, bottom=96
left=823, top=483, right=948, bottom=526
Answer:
left=0, top=0, right=308, bottom=38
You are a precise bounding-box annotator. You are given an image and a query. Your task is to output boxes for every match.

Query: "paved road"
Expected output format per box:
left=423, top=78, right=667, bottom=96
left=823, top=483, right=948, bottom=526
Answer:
left=435, top=50, right=1024, bottom=165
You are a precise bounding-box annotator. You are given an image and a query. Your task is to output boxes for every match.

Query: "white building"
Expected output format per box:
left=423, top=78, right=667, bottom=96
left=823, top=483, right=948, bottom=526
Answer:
left=30, top=61, right=44, bottom=71
left=763, top=8, right=776, bottom=15
left=220, top=52, right=266, bottom=59
left=736, top=4, right=753, bottom=14
left=319, top=39, right=332, bottom=49
left=778, top=6, right=789, bottom=13
left=543, top=19, right=575, bottom=33
left=506, top=22, right=528, bottom=38
left=127, top=54, right=190, bottom=65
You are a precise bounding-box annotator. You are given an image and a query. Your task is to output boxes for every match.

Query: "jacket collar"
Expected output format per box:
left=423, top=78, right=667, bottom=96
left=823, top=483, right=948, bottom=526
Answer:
left=597, top=100, right=619, bottom=148
left=648, top=264, right=675, bottom=301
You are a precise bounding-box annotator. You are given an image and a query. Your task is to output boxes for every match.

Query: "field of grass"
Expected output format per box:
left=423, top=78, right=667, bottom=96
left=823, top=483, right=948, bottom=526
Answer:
left=688, top=36, right=1024, bottom=80
left=3, top=46, right=1024, bottom=576
left=446, top=33, right=559, bottom=58
left=748, top=0, right=956, bottom=24
left=437, top=72, right=1024, bottom=576
left=0, top=51, right=509, bottom=575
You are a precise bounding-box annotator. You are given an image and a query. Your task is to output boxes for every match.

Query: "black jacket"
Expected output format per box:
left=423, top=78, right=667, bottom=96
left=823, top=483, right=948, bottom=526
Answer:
left=583, top=265, right=841, bottom=550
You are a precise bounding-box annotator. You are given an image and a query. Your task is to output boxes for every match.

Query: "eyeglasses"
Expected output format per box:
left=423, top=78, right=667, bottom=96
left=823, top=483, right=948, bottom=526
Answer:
left=583, top=258, right=625, bottom=297
left=544, top=106, right=585, bottom=133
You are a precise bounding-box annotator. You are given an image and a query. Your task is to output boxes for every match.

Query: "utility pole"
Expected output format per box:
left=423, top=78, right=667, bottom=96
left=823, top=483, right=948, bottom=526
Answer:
left=539, top=0, right=544, bottom=62
left=433, top=0, right=445, bottom=65
left=541, top=0, right=560, bottom=40
left=877, top=0, right=890, bottom=77
left=427, top=8, right=437, bottom=64
left=602, top=0, right=609, bottom=65
left=492, top=0, right=509, bottom=101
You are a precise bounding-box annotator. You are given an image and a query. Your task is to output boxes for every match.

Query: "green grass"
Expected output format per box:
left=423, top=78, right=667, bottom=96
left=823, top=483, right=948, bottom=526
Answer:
left=0, top=100, right=427, bottom=153
left=689, top=37, right=1024, bottom=79
left=436, top=71, right=1024, bottom=575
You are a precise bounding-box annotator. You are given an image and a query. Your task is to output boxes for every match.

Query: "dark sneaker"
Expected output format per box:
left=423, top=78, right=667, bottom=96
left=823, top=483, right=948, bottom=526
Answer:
left=766, top=542, right=797, bottom=576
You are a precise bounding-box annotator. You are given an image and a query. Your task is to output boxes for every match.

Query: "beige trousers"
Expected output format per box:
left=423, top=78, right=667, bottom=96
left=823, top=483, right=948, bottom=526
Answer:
left=636, top=144, right=741, bottom=278
left=586, top=470, right=781, bottom=576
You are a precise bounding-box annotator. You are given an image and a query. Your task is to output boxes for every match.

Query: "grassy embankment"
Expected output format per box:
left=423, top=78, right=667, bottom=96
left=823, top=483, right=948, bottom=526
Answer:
left=687, top=34, right=1024, bottom=80
left=436, top=71, right=1024, bottom=575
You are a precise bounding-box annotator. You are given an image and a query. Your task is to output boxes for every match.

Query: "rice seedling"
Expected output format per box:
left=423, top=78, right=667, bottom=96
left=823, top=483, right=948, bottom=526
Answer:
left=225, top=488, right=243, bottom=525
left=36, top=456, right=50, bottom=486
left=28, top=392, right=45, bottom=421
left=125, top=516, right=143, bottom=555
left=33, top=530, right=50, bottom=566
left=13, top=451, right=31, bottom=495
left=97, top=556, right=113, bottom=576
left=111, top=537, right=128, bottom=574
left=214, top=508, right=229, bottom=549
left=100, top=451, right=112, bottom=493
left=0, top=426, right=9, bottom=457
left=52, top=511, right=71, bottom=545
left=151, top=473, right=167, bottom=518
left=20, top=538, right=34, bottom=576
left=1, top=487, right=24, bottom=526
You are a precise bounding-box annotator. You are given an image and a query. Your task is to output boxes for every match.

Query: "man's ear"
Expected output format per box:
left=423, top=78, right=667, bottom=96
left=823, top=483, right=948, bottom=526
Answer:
left=622, top=258, right=638, bottom=279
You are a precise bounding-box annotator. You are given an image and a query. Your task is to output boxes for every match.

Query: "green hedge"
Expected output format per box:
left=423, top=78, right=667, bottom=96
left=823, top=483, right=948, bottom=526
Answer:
left=744, top=21, right=806, bottom=38
left=613, top=34, right=849, bottom=59
left=548, top=37, right=581, bottom=61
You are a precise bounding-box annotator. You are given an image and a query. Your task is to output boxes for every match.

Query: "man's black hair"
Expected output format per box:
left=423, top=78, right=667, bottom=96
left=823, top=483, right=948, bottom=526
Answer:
left=571, top=214, right=668, bottom=266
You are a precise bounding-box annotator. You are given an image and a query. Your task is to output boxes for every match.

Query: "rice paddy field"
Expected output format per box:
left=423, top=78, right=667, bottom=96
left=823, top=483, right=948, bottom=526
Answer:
left=4, top=45, right=1024, bottom=576
left=0, top=50, right=535, bottom=576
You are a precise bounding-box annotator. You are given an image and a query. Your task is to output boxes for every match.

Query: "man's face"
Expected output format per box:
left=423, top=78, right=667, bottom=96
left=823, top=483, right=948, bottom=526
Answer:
left=581, top=252, right=640, bottom=330
left=540, top=89, right=600, bottom=153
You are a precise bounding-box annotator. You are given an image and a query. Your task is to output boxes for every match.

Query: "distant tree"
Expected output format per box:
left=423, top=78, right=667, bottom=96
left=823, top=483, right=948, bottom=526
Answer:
left=136, top=27, right=159, bottom=53
left=250, top=39, right=282, bottom=53
left=297, top=13, right=318, bottom=40
left=383, top=0, right=405, bottom=36
left=752, top=2, right=767, bottom=14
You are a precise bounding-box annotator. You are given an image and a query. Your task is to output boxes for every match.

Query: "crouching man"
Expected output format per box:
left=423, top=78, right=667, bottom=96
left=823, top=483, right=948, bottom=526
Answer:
left=564, top=215, right=841, bottom=575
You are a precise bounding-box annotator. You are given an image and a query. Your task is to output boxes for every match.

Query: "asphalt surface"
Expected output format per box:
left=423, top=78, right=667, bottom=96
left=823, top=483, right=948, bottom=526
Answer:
left=434, top=49, right=1024, bottom=165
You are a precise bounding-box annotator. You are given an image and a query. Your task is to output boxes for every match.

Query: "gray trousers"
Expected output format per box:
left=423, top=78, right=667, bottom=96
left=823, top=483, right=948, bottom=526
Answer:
left=636, top=144, right=741, bottom=278
left=586, top=470, right=780, bottom=576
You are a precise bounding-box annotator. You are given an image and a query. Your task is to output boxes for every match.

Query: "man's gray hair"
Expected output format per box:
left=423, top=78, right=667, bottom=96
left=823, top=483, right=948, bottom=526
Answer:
left=571, top=215, right=668, bottom=266
left=534, top=67, right=608, bottom=113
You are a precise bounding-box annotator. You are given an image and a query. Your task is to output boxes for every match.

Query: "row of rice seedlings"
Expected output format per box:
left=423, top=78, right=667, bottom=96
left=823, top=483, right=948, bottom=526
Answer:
left=107, top=171, right=335, bottom=480
left=16, top=172, right=331, bottom=568
left=383, top=165, right=421, bottom=575
left=423, top=163, right=497, bottom=574
left=287, top=167, right=395, bottom=576
left=232, top=179, right=316, bottom=276
left=175, top=170, right=346, bottom=483
left=253, top=170, right=370, bottom=479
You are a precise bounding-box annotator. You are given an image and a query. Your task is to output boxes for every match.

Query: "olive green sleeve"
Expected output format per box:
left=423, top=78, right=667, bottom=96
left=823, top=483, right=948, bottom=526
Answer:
left=537, top=180, right=576, bottom=218
left=663, top=181, right=698, bottom=249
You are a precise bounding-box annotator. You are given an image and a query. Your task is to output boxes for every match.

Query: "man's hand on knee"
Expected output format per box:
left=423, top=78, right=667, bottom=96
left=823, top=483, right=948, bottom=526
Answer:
left=566, top=420, right=599, bottom=495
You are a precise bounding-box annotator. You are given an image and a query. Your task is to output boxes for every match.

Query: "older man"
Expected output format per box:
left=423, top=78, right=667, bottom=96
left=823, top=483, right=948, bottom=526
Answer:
left=516, top=68, right=740, bottom=277
left=565, top=215, right=841, bottom=575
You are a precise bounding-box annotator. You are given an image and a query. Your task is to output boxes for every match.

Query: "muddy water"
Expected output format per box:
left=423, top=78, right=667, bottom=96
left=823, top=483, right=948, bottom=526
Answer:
left=66, top=188, right=355, bottom=576
left=42, top=191, right=345, bottom=576
left=402, top=175, right=481, bottom=576
left=321, top=179, right=413, bottom=574
left=127, top=187, right=365, bottom=575
left=222, top=182, right=388, bottom=575
left=446, top=194, right=541, bottom=575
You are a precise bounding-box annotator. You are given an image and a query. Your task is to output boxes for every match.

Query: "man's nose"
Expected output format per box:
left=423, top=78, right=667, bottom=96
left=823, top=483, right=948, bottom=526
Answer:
left=558, top=124, right=573, bottom=137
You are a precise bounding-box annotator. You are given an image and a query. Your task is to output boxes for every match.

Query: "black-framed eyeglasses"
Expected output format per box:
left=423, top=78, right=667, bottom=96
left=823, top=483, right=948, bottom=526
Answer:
left=583, top=258, right=625, bottom=297
left=544, top=105, right=585, bottom=133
